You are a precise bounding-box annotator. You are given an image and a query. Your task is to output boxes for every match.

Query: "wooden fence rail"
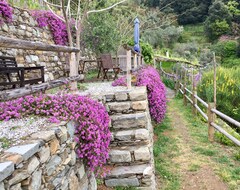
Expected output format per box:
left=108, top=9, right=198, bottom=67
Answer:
left=178, top=82, right=240, bottom=146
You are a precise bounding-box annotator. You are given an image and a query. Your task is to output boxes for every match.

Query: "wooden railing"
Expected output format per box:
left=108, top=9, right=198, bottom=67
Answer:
left=178, top=82, right=240, bottom=146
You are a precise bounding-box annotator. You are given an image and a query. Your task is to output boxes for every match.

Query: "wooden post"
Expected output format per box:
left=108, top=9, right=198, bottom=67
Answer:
left=208, top=103, right=215, bottom=142
left=213, top=52, right=217, bottom=107
left=126, top=50, right=131, bottom=89
left=174, top=66, right=179, bottom=93
left=191, top=67, right=197, bottom=114
left=134, top=54, right=137, bottom=69
left=183, top=66, right=187, bottom=106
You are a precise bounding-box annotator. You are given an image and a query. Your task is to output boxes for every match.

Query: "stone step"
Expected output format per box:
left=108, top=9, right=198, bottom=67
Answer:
left=108, top=146, right=151, bottom=164
left=110, top=113, right=148, bottom=130
left=105, top=164, right=154, bottom=188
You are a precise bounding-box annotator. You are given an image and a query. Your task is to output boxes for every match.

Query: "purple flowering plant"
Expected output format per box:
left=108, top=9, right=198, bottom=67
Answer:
left=0, top=94, right=111, bottom=176
left=0, top=0, right=13, bottom=25
left=112, top=66, right=167, bottom=123
left=31, top=10, right=68, bottom=45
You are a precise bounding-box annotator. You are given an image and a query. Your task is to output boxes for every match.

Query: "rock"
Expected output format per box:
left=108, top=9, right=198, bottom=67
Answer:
left=111, top=113, right=147, bottom=129
left=0, top=182, right=4, bottom=190
left=9, top=170, right=29, bottom=186
left=135, top=129, right=149, bottom=140
left=29, top=170, right=42, bottom=190
left=108, top=102, right=131, bottom=112
left=0, top=161, right=14, bottom=182
left=105, top=178, right=139, bottom=187
left=9, top=183, right=22, bottom=190
left=107, top=164, right=149, bottom=178
left=30, top=131, right=56, bottom=142
left=19, top=25, right=26, bottom=30
left=29, top=17, right=35, bottom=26
left=37, top=145, right=50, bottom=163
left=5, top=143, right=39, bottom=161
left=77, top=164, right=85, bottom=179
left=26, top=32, right=32, bottom=37
left=105, top=94, right=114, bottom=102
left=53, top=56, right=58, bottom=62
left=23, top=11, right=29, bottom=18
left=129, top=87, right=147, bottom=101
left=134, top=147, right=150, bottom=161
left=58, top=127, right=68, bottom=143
left=5, top=154, right=23, bottom=165
left=27, top=156, right=40, bottom=174
left=67, top=121, right=77, bottom=138
left=30, top=55, right=39, bottom=62
left=115, top=93, right=128, bottom=101
left=143, top=166, right=153, bottom=177
left=68, top=170, right=79, bottom=190
left=109, top=150, right=131, bottom=163
left=88, top=172, right=97, bottom=190
left=70, top=151, right=76, bottom=166
left=45, top=155, right=62, bottom=176
left=115, top=130, right=134, bottom=141
left=131, top=101, right=148, bottom=110
left=2, top=24, right=8, bottom=32
left=49, top=138, right=60, bottom=155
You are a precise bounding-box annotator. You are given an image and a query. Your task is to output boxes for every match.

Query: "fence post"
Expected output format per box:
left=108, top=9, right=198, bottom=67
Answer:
left=207, top=103, right=215, bottom=142
left=134, top=53, right=137, bottom=69
left=191, top=67, right=197, bottom=114
left=183, top=66, right=187, bottom=106
left=126, top=50, right=132, bottom=89
left=175, top=67, right=179, bottom=93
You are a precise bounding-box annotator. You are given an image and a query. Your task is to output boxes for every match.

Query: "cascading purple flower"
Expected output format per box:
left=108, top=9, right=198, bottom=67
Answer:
left=0, top=94, right=111, bottom=176
left=112, top=66, right=167, bottom=123
left=31, top=10, right=68, bottom=45
left=0, top=0, right=13, bottom=25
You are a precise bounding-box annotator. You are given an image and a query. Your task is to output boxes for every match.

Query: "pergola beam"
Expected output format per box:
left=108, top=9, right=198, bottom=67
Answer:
left=0, top=36, right=80, bottom=53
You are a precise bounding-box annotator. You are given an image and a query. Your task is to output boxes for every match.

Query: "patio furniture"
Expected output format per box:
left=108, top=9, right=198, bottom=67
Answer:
left=0, top=56, right=44, bottom=89
left=99, top=54, right=121, bottom=81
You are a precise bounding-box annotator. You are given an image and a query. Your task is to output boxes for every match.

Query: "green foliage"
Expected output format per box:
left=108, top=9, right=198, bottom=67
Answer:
left=82, top=12, right=120, bottom=56
left=212, top=40, right=237, bottom=57
left=9, top=0, right=43, bottom=9
left=197, top=67, right=240, bottom=125
left=204, top=1, right=232, bottom=40
left=215, top=128, right=240, bottom=146
left=162, top=77, right=175, bottom=90
left=173, top=42, right=199, bottom=61
left=128, top=40, right=154, bottom=64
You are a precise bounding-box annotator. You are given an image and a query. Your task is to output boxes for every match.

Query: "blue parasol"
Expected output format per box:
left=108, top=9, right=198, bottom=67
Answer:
left=134, top=18, right=140, bottom=52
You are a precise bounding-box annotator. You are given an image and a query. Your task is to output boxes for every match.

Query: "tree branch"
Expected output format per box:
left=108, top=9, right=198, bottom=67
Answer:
left=87, top=0, right=127, bottom=14
left=43, top=0, right=66, bottom=22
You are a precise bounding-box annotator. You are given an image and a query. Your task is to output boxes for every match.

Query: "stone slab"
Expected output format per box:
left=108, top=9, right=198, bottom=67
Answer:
left=105, top=178, right=139, bottom=187
left=107, top=164, right=150, bottom=178
left=109, top=150, right=131, bottom=163
left=111, top=113, right=147, bottom=129
left=5, top=143, right=39, bottom=161
left=0, top=161, right=14, bottom=182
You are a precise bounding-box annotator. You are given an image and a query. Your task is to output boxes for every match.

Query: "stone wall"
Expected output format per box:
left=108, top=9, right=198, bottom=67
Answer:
left=90, top=86, right=156, bottom=189
left=0, top=121, right=96, bottom=190
left=0, top=7, right=68, bottom=82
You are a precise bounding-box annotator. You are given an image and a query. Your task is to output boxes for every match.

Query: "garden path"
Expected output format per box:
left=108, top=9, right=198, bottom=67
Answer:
left=162, top=88, right=229, bottom=190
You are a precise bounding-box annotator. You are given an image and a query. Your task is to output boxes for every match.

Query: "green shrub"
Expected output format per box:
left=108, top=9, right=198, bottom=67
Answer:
left=162, top=77, right=175, bottom=90
left=212, top=40, right=238, bottom=58
left=215, top=129, right=240, bottom=146
left=197, top=67, right=240, bottom=126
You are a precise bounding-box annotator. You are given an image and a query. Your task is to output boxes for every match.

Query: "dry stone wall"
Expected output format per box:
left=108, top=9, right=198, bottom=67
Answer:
left=90, top=86, right=156, bottom=190
left=0, top=121, right=96, bottom=190
left=0, top=7, right=68, bottom=82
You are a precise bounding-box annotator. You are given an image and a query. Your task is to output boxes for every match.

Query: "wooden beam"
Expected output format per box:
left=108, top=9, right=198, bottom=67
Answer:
left=0, top=75, right=84, bottom=101
left=0, top=36, right=80, bottom=53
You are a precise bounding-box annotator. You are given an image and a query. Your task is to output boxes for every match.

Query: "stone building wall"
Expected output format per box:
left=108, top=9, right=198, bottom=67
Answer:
left=89, top=86, right=156, bottom=190
left=0, top=121, right=96, bottom=190
left=0, top=7, right=68, bottom=82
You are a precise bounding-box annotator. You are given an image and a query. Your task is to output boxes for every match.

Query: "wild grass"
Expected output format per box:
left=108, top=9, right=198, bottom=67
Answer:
left=154, top=114, right=180, bottom=190
left=173, top=98, right=240, bottom=190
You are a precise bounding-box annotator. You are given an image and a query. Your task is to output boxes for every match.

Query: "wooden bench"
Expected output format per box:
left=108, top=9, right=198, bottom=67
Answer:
left=0, top=56, right=44, bottom=89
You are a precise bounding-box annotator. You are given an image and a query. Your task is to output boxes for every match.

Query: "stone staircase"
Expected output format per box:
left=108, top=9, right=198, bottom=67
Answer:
left=103, top=87, right=156, bottom=189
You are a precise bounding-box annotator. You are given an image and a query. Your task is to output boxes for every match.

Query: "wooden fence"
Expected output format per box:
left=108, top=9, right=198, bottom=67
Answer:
left=159, top=63, right=240, bottom=147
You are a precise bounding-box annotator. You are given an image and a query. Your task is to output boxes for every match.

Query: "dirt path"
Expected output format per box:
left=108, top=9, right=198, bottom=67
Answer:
left=165, top=88, right=228, bottom=190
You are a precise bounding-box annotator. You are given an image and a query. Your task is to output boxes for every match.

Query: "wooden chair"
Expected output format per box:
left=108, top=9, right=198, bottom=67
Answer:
left=0, top=56, right=44, bottom=89
left=100, top=54, right=121, bottom=81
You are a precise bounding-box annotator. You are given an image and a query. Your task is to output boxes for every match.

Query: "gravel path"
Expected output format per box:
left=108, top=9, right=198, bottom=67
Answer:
left=0, top=116, right=50, bottom=152
left=77, top=82, right=130, bottom=96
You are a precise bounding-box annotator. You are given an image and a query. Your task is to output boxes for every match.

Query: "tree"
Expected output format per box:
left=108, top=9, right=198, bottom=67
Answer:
left=43, top=0, right=127, bottom=89
left=204, top=0, right=232, bottom=40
